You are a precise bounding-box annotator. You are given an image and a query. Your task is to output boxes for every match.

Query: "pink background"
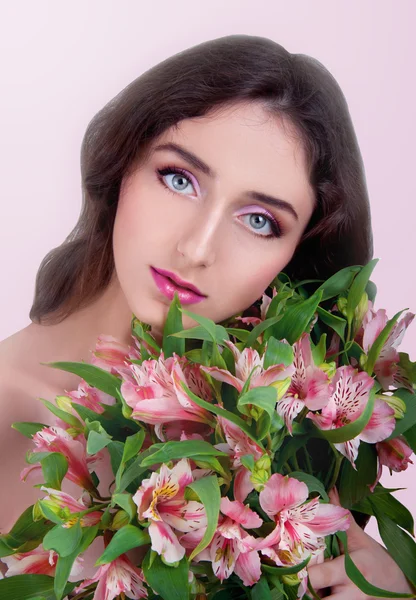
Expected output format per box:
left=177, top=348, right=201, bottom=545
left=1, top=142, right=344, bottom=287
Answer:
left=0, top=1, right=414, bottom=538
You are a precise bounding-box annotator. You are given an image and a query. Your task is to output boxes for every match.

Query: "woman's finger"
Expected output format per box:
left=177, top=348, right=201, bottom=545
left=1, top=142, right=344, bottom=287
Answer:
left=307, top=555, right=349, bottom=590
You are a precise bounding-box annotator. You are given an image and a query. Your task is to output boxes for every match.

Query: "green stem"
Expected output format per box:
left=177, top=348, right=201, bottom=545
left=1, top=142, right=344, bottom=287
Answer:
left=283, top=461, right=292, bottom=474
left=292, top=453, right=300, bottom=472
left=303, top=446, right=313, bottom=474
left=327, top=447, right=344, bottom=491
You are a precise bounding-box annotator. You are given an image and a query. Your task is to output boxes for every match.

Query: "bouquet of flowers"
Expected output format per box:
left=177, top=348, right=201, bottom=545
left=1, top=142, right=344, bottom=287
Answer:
left=1, top=259, right=415, bottom=600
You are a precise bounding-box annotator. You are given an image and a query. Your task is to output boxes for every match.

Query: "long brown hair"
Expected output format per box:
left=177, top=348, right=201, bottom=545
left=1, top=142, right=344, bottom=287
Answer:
left=30, top=34, right=372, bottom=325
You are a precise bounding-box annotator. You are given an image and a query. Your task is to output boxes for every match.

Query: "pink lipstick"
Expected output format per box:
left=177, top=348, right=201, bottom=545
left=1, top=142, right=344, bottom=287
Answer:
left=150, top=267, right=206, bottom=305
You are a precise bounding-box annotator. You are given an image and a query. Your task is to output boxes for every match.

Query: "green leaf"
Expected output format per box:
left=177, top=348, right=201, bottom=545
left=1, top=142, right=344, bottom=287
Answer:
left=120, top=430, right=146, bottom=466
left=311, top=334, right=327, bottom=366
left=336, top=529, right=414, bottom=597
left=316, top=307, right=346, bottom=341
left=225, top=327, right=251, bottom=343
left=274, top=435, right=311, bottom=471
left=251, top=575, right=272, bottom=600
left=11, top=422, right=47, bottom=439
left=241, top=454, right=256, bottom=471
left=398, top=352, right=416, bottom=386
left=140, top=440, right=228, bottom=467
left=339, top=442, right=377, bottom=508
left=163, top=292, right=185, bottom=358
left=368, top=491, right=414, bottom=536
left=87, top=430, right=112, bottom=454
left=117, top=453, right=150, bottom=494
left=404, top=423, right=416, bottom=453
left=96, top=524, right=150, bottom=565
left=371, top=506, right=416, bottom=587
left=262, top=555, right=311, bottom=575
left=179, top=380, right=265, bottom=450
left=180, top=307, right=217, bottom=342
left=187, top=476, right=221, bottom=560
left=352, top=493, right=414, bottom=535
left=315, top=266, right=361, bottom=301
left=169, top=325, right=213, bottom=341
left=264, top=337, right=294, bottom=369
left=39, top=398, right=82, bottom=429
left=113, top=493, right=137, bottom=522
left=0, top=506, right=54, bottom=557
left=43, top=520, right=83, bottom=558
left=366, top=309, right=406, bottom=375
left=0, top=574, right=76, bottom=600
left=44, top=361, right=121, bottom=398
left=346, top=259, right=378, bottom=325
left=312, top=387, right=376, bottom=444
left=238, top=386, right=278, bottom=440
left=54, top=525, right=98, bottom=600
left=289, top=472, right=329, bottom=502
left=107, top=440, right=125, bottom=476
left=244, top=314, right=285, bottom=349
left=142, top=550, right=190, bottom=600
left=132, top=320, right=161, bottom=354
left=388, top=389, right=416, bottom=439
left=269, top=291, right=323, bottom=345
left=41, top=453, right=68, bottom=491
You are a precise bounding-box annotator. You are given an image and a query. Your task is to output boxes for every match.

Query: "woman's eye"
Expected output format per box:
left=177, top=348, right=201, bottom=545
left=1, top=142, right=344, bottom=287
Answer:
left=157, top=167, right=196, bottom=195
left=240, top=213, right=282, bottom=238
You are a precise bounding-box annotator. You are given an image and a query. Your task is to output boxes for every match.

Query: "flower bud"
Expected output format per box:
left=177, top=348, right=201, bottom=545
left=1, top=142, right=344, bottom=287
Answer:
left=269, top=376, right=292, bottom=401
left=112, top=509, right=130, bottom=530
left=337, top=297, right=348, bottom=317
left=354, top=292, right=369, bottom=332
left=359, top=353, right=368, bottom=370
left=377, top=394, right=406, bottom=419
left=250, top=469, right=270, bottom=491
left=55, top=395, right=74, bottom=413
left=255, top=455, right=271, bottom=471
left=376, top=436, right=413, bottom=473
left=282, top=573, right=301, bottom=587
left=319, top=361, right=336, bottom=379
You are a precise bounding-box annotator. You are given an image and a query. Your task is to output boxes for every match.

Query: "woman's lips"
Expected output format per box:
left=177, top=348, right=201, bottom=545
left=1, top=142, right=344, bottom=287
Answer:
left=150, top=267, right=206, bottom=305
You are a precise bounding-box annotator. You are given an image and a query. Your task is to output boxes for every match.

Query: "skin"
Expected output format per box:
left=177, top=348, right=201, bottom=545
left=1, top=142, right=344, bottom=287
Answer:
left=0, top=101, right=413, bottom=595
left=113, top=101, right=315, bottom=343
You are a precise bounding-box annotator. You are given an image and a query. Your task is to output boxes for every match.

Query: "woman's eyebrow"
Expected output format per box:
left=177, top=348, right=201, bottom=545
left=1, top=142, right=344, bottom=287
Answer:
left=153, top=142, right=299, bottom=221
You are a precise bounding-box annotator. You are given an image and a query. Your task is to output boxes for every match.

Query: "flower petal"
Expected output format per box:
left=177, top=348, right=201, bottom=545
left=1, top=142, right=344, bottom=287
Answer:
left=259, top=474, right=308, bottom=517
left=234, top=549, right=262, bottom=586
left=220, top=498, right=262, bottom=529
left=148, top=520, right=185, bottom=563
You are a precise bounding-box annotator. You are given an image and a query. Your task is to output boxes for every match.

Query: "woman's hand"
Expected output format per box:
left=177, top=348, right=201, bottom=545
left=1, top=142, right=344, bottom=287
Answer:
left=307, top=489, right=415, bottom=599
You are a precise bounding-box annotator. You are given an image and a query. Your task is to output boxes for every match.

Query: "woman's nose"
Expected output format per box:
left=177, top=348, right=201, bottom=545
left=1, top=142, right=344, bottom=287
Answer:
left=176, top=206, right=224, bottom=269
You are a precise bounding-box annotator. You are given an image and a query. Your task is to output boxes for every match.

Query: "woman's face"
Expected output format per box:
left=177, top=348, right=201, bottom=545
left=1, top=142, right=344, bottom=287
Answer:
left=113, top=101, right=315, bottom=340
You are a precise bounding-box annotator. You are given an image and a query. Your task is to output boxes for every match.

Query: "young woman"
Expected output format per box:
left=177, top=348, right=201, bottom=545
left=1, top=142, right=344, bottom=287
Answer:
left=0, top=35, right=413, bottom=597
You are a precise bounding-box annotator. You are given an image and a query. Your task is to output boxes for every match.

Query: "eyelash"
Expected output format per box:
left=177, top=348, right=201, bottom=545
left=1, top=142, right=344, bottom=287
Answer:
left=156, top=165, right=283, bottom=240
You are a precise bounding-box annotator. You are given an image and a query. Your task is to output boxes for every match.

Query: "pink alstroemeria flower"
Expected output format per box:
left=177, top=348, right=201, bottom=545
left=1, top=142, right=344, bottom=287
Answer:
left=358, top=303, right=415, bottom=390
left=121, top=353, right=214, bottom=432
left=236, top=289, right=278, bottom=327
left=201, top=339, right=294, bottom=395
left=210, top=498, right=262, bottom=585
left=133, top=459, right=207, bottom=564
left=257, top=474, right=350, bottom=556
left=371, top=436, right=414, bottom=491
left=216, top=416, right=264, bottom=502
left=2, top=546, right=83, bottom=578
left=307, top=366, right=395, bottom=467
left=90, top=334, right=141, bottom=374
left=73, top=554, right=147, bottom=600
left=66, top=379, right=116, bottom=414
left=40, top=487, right=102, bottom=527
left=180, top=497, right=261, bottom=586
left=21, top=426, right=98, bottom=493
left=277, top=333, right=332, bottom=434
